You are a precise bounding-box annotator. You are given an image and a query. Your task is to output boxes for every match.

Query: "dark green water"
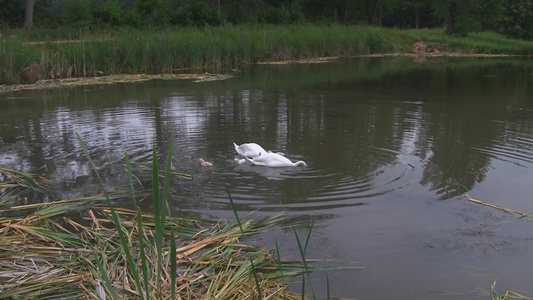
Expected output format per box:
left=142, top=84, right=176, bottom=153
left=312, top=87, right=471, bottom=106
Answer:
left=1, top=57, right=532, bottom=299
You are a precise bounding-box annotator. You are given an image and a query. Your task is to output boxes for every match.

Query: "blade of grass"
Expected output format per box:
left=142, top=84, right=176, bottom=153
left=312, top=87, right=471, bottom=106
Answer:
left=151, top=141, right=163, bottom=298
left=96, top=251, right=118, bottom=300
left=249, top=253, right=263, bottom=300
left=170, top=227, right=177, bottom=300
left=225, top=186, right=243, bottom=235
left=304, top=221, right=314, bottom=255
left=293, top=222, right=316, bottom=300
left=163, top=133, right=174, bottom=219
left=137, top=207, right=150, bottom=300
left=275, top=238, right=283, bottom=277
left=76, top=132, right=145, bottom=300
left=125, top=151, right=138, bottom=206
left=301, top=271, right=306, bottom=300
left=327, top=274, right=330, bottom=300
left=293, top=229, right=308, bottom=272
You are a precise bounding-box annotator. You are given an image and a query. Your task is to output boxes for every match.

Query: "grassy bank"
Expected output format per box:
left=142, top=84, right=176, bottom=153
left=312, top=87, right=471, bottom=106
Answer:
left=0, top=25, right=532, bottom=85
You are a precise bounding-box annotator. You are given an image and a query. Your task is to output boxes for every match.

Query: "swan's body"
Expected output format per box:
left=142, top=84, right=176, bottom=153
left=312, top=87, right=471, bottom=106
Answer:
left=199, top=158, right=213, bottom=167
left=270, top=151, right=285, bottom=156
left=234, top=142, right=268, bottom=158
left=246, top=152, right=306, bottom=167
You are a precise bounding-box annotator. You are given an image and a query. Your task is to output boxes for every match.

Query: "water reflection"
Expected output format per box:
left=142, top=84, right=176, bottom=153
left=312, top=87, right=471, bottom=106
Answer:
left=2, top=57, right=533, bottom=299
left=0, top=58, right=532, bottom=208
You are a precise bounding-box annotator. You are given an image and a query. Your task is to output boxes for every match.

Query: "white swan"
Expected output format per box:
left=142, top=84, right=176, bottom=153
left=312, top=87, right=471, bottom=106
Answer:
left=246, top=152, right=306, bottom=167
left=233, top=142, right=267, bottom=158
left=199, top=158, right=213, bottom=167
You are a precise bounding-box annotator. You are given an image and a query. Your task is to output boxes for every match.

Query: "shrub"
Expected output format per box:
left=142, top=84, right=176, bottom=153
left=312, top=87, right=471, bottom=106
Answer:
left=172, top=0, right=219, bottom=27
left=259, top=7, right=290, bottom=25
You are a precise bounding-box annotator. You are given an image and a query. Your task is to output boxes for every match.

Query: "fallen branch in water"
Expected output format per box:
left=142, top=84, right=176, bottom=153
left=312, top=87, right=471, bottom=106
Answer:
left=465, top=194, right=532, bottom=219
left=491, top=280, right=532, bottom=300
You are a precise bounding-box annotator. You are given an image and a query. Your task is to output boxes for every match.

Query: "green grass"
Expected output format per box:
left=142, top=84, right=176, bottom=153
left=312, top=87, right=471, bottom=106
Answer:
left=1, top=25, right=531, bottom=85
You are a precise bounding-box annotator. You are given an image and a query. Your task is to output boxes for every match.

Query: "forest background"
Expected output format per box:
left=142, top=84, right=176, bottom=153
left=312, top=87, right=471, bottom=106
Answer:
left=1, top=0, right=531, bottom=40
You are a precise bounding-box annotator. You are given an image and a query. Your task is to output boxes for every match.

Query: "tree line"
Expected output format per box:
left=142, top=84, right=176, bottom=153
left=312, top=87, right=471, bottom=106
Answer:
left=1, top=0, right=531, bottom=39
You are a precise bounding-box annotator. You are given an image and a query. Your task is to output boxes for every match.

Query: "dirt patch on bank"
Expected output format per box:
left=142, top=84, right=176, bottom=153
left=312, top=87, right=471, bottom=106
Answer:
left=256, top=56, right=339, bottom=65
left=254, top=50, right=515, bottom=66
left=0, top=73, right=234, bottom=94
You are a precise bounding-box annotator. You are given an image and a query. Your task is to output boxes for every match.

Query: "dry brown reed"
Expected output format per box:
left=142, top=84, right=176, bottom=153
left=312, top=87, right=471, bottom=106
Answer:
left=0, top=203, right=307, bottom=299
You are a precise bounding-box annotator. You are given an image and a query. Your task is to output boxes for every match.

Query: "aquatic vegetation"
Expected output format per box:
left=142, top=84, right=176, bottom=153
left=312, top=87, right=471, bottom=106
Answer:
left=0, top=167, right=51, bottom=209
left=0, top=134, right=316, bottom=299
left=0, top=202, right=310, bottom=298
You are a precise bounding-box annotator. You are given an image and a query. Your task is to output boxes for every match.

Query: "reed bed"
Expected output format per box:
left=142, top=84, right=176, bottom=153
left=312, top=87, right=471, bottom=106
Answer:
left=0, top=134, right=315, bottom=299
left=0, top=204, right=307, bottom=299
left=0, top=167, right=51, bottom=210
left=1, top=25, right=531, bottom=85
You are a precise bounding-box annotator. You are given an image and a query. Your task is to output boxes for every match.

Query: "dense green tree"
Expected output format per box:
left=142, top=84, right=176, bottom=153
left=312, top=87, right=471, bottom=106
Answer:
left=478, top=0, right=503, bottom=31
left=0, top=0, right=530, bottom=40
left=102, top=0, right=123, bottom=25
left=61, top=0, right=96, bottom=27
left=362, top=0, right=380, bottom=25
left=498, top=0, right=532, bottom=39
left=134, top=0, right=161, bottom=27
left=431, top=0, right=481, bottom=36
left=0, top=0, right=25, bottom=27
left=172, top=0, right=218, bottom=26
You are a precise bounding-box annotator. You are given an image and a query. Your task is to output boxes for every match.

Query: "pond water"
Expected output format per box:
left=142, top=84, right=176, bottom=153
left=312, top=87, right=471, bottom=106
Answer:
left=1, top=57, right=532, bottom=299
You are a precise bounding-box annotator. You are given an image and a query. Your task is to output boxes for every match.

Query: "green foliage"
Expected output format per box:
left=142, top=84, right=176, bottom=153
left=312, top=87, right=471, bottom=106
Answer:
left=122, top=8, right=148, bottom=28
left=59, top=0, right=116, bottom=29
left=478, top=0, right=504, bottom=31
left=102, top=0, right=123, bottom=26
left=172, top=0, right=218, bottom=26
left=259, top=7, right=291, bottom=25
left=432, top=0, right=479, bottom=37
left=61, top=0, right=93, bottom=28
left=498, top=0, right=532, bottom=40
left=0, top=0, right=24, bottom=27
left=289, top=1, right=306, bottom=24
left=222, top=1, right=254, bottom=24
left=0, top=0, right=531, bottom=41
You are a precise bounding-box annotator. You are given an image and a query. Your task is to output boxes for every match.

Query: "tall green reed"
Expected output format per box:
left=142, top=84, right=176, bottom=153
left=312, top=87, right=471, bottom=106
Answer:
left=77, top=130, right=183, bottom=299
left=2, top=25, right=532, bottom=84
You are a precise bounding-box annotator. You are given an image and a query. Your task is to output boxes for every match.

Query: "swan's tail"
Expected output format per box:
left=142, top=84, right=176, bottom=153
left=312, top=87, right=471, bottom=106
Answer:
left=233, top=142, right=241, bottom=155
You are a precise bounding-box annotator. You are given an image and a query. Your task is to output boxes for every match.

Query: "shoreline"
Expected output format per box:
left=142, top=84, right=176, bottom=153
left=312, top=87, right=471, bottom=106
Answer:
left=0, top=52, right=526, bottom=94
